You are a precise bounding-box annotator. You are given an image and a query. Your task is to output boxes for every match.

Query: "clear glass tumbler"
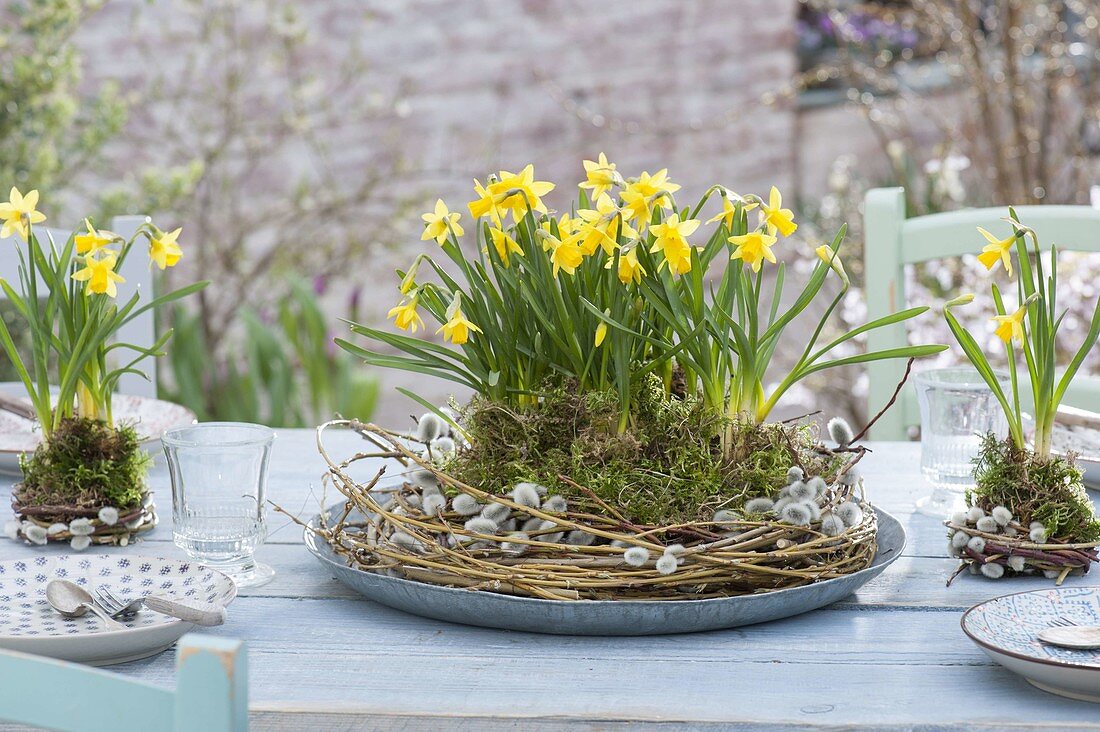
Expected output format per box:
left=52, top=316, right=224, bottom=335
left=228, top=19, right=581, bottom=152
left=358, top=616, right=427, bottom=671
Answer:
left=163, top=422, right=276, bottom=587
left=912, top=367, right=1009, bottom=517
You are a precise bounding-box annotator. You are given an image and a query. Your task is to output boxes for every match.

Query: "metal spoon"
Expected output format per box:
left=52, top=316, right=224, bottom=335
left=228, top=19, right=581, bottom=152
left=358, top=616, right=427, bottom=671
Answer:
left=1038, top=625, right=1100, bottom=650
left=45, top=580, right=127, bottom=631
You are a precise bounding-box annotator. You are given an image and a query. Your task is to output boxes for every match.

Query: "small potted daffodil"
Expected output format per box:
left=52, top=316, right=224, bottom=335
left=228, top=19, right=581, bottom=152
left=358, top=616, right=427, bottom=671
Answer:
left=943, top=209, right=1100, bottom=583
left=0, top=187, right=207, bottom=550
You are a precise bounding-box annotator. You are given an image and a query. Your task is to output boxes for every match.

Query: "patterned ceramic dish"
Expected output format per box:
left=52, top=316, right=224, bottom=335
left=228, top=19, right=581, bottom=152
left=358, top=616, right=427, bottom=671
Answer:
left=0, top=382, right=195, bottom=476
left=962, top=587, right=1100, bottom=702
left=0, top=554, right=236, bottom=665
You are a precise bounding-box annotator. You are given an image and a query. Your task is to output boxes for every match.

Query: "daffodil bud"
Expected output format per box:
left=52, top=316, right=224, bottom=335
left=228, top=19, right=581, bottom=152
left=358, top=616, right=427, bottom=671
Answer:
left=944, top=293, right=975, bottom=308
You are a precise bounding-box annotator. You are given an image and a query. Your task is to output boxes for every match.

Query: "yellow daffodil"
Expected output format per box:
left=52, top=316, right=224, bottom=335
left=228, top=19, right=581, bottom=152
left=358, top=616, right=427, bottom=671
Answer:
left=468, top=178, right=506, bottom=225
left=729, top=230, right=778, bottom=272
left=630, top=169, right=681, bottom=197
left=649, top=213, right=700, bottom=276
left=606, top=246, right=646, bottom=285
left=487, top=164, right=555, bottom=221
left=594, top=320, right=608, bottom=347
left=758, top=186, right=797, bottom=237
left=148, top=227, right=183, bottom=270
left=72, top=252, right=125, bottom=297
left=421, top=199, right=464, bottom=245
left=487, top=227, right=523, bottom=267
left=0, top=187, right=46, bottom=240
left=579, top=152, right=619, bottom=200
left=74, top=219, right=117, bottom=255
left=399, top=255, right=425, bottom=295
left=577, top=193, right=636, bottom=255
left=976, top=226, right=1016, bottom=277
left=437, top=304, right=482, bottom=345
left=992, top=305, right=1027, bottom=344
left=547, top=233, right=585, bottom=277
left=388, top=292, right=425, bottom=333
left=706, top=190, right=757, bottom=229
left=815, top=244, right=849, bottom=285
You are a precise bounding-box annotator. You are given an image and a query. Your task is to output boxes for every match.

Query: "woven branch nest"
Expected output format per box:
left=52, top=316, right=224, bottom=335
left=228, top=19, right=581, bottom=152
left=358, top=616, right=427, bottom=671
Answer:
left=303, top=420, right=881, bottom=601
left=944, top=519, right=1099, bottom=585
left=11, top=487, right=157, bottom=546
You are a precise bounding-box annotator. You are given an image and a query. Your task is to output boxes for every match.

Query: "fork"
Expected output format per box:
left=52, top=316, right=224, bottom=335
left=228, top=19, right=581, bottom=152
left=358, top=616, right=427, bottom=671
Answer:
left=1048, top=617, right=1078, bottom=628
left=94, top=585, right=227, bottom=626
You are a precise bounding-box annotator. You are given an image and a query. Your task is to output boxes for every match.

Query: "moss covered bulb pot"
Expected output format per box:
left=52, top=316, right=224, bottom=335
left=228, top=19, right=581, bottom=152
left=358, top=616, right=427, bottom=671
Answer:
left=309, top=158, right=946, bottom=604
left=0, top=186, right=207, bottom=550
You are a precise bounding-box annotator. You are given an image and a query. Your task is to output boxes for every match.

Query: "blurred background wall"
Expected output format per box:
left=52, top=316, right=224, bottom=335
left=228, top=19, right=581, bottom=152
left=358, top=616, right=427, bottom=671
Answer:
left=4, top=0, right=1100, bottom=428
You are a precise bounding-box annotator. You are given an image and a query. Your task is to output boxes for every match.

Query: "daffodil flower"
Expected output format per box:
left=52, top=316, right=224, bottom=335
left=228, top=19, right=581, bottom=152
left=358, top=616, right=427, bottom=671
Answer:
left=815, top=244, right=849, bottom=285
left=149, top=227, right=183, bottom=270
left=706, top=189, right=757, bottom=230
left=421, top=199, right=464, bottom=245
left=437, top=301, right=481, bottom=345
left=758, top=186, right=797, bottom=237
left=468, top=178, right=506, bottom=225
left=487, top=164, right=555, bottom=221
left=976, top=226, right=1016, bottom=277
left=579, top=152, right=620, bottom=200
left=607, top=246, right=646, bottom=285
left=577, top=193, right=635, bottom=255
left=487, top=227, right=523, bottom=267
left=630, top=169, right=681, bottom=197
left=0, top=187, right=46, bottom=240
left=388, top=292, right=425, bottom=333
left=72, top=252, right=125, bottom=297
left=992, top=305, right=1027, bottom=344
left=548, top=232, right=585, bottom=278
left=649, top=213, right=700, bottom=276
left=74, top=219, right=117, bottom=255
left=729, top=230, right=778, bottom=272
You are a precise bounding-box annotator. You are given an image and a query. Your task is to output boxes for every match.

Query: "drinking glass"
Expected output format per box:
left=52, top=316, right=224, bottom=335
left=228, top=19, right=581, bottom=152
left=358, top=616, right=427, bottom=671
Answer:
left=912, top=367, right=1009, bottom=517
left=163, top=422, right=276, bottom=587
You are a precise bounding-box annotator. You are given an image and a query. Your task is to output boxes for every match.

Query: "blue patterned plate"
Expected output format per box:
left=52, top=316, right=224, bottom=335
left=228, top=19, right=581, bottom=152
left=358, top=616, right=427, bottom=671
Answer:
left=962, top=587, right=1100, bottom=702
left=0, top=554, right=236, bottom=665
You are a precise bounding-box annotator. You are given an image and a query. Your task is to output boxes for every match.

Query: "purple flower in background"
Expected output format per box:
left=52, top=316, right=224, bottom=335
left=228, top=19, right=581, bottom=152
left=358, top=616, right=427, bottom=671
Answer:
left=313, top=274, right=328, bottom=295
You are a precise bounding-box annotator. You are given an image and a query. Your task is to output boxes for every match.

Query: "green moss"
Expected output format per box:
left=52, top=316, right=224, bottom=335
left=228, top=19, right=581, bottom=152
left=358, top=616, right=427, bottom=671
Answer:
left=969, top=433, right=1100, bottom=542
left=447, top=376, right=834, bottom=525
left=19, top=417, right=150, bottom=510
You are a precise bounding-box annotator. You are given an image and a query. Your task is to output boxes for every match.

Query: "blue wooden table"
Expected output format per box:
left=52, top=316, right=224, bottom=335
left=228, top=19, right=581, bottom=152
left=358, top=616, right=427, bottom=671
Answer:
left=3, top=430, right=1099, bottom=730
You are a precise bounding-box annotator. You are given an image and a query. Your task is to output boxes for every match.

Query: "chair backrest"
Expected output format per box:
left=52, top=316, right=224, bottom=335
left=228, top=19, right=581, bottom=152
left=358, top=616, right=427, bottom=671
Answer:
left=0, top=634, right=247, bottom=731
left=863, top=187, right=1100, bottom=440
left=0, top=215, right=157, bottom=398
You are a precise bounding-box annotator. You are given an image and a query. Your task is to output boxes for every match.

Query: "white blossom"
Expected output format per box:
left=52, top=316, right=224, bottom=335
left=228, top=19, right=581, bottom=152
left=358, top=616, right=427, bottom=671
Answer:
left=980, top=562, right=1005, bottom=579
left=46, top=523, right=68, bottom=535
left=70, top=535, right=91, bottom=551
left=452, top=494, right=483, bottom=516
left=949, top=511, right=969, bottom=526
left=950, top=531, right=971, bottom=549
left=966, top=506, right=986, bottom=523
left=821, top=513, right=845, bottom=536
left=789, top=481, right=815, bottom=502
left=655, top=554, right=678, bottom=575
left=827, top=416, right=854, bottom=447
left=416, top=413, right=445, bottom=442
left=976, top=516, right=1000, bottom=534
left=542, top=495, right=568, bottom=513
left=744, top=497, right=775, bottom=514
left=24, top=524, right=48, bottom=545
left=1029, top=526, right=1048, bottom=543
left=68, top=518, right=95, bottom=536
left=463, top=517, right=498, bottom=535
left=712, top=509, right=739, bottom=523
left=624, top=546, right=650, bottom=566
left=511, top=483, right=541, bottom=508
left=991, top=506, right=1012, bottom=526
left=430, top=436, right=456, bottom=457
left=391, top=531, right=422, bottom=551
left=785, top=466, right=804, bottom=483
left=480, top=502, right=512, bottom=524
left=2, top=520, right=18, bottom=541
left=536, top=520, right=564, bottom=543
left=806, top=476, right=827, bottom=497
left=565, top=530, right=595, bottom=546
left=515, top=481, right=548, bottom=497
left=780, top=503, right=812, bottom=527
left=422, top=493, right=447, bottom=516
left=835, top=501, right=864, bottom=528
left=97, top=507, right=119, bottom=526
left=501, top=532, right=529, bottom=555
left=966, top=536, right=986, bottom=553
left=1007, top=556, right=1026, bottom=572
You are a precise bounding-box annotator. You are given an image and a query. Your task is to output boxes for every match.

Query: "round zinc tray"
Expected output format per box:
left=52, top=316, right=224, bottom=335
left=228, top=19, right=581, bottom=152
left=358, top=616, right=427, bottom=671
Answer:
left=304, top=502, right=905, bottom=635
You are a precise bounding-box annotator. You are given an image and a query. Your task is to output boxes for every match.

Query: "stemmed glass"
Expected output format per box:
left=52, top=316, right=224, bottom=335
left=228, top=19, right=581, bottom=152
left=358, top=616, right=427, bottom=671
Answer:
left=912, top=367, right=1010, bottom=517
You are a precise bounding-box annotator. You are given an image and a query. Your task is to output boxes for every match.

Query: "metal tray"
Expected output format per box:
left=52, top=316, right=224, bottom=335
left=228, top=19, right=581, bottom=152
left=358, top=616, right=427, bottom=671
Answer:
left=304, top=502, right=905, bottom=635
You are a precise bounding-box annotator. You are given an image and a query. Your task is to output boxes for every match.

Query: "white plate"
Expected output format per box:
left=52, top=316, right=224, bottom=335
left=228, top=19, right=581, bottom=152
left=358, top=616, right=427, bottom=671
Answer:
left=0, top=554, right=236, bottom=665
left=962, top=588, right=1100, bottom=702
left=0, top=382, right=195, bottom=476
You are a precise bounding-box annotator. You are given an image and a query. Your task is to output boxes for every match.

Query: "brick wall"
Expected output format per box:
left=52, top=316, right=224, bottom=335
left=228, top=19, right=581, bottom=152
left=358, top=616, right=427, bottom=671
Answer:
left=78, top=0, right=887, bottom=420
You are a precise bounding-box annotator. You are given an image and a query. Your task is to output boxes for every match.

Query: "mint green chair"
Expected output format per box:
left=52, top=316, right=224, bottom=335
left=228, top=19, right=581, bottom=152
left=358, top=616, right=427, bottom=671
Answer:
left=864, top=187, right=1100, bottom=440
left=0, top=634, right=247, bottom=731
